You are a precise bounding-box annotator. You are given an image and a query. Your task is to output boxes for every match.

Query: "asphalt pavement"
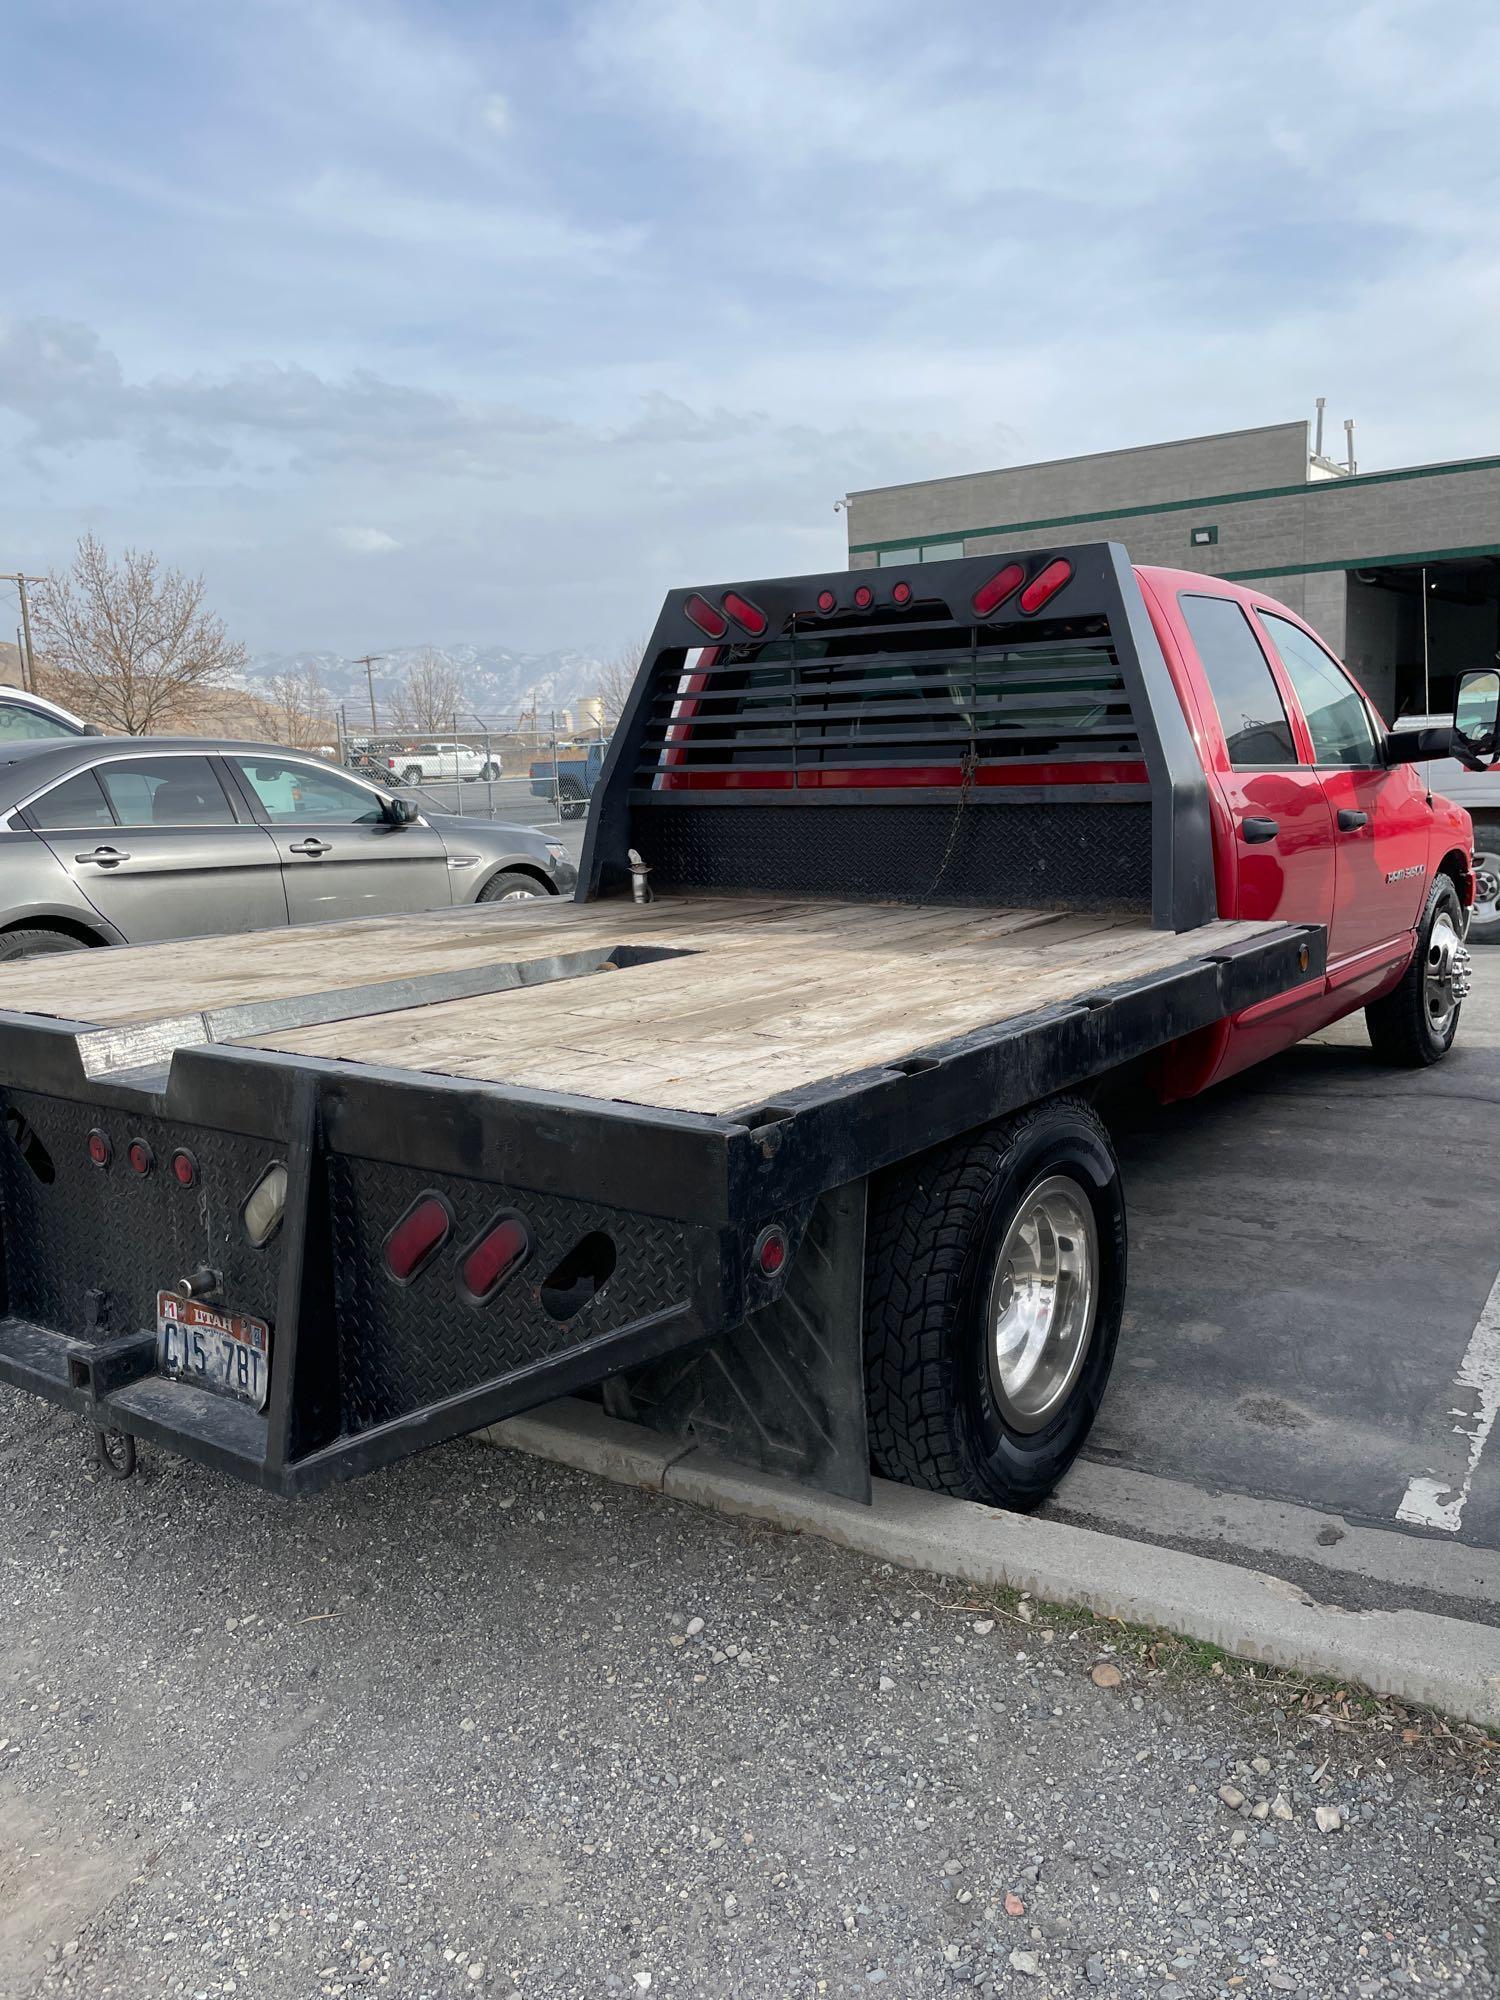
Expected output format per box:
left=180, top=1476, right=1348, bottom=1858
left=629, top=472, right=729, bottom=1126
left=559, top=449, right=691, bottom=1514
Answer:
left=2, top=1396, right=1496, bottom=1999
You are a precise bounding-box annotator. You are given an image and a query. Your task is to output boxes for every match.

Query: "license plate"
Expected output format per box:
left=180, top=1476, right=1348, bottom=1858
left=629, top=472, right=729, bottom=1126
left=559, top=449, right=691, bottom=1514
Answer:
left=156, top=1293, right=271, bottom=1410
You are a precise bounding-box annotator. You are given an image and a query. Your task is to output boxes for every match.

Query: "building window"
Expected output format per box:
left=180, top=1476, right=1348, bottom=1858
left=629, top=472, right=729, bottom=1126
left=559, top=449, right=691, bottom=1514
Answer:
left=877, top=538, right=966, bottom=567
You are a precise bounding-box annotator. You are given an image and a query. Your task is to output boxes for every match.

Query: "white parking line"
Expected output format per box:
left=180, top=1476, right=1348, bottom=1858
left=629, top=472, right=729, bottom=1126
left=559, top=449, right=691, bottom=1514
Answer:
left=1396, top=1267, right=1500, bottom=1533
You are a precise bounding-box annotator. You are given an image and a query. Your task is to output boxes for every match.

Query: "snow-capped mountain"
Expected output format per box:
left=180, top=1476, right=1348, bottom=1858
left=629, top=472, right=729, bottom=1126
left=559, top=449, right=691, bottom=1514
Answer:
left=239, top=644, right=608, bottom=728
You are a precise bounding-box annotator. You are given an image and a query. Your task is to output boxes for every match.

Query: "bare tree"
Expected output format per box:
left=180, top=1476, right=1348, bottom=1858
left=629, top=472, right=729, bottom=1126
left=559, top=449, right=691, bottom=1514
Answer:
left=390, top=649, right=466, bottom=733
left=595, top=637, right=646, bottom=726
left=249, top=662, right=327, bottom=748
left=31, top=532, right=247, bottom=735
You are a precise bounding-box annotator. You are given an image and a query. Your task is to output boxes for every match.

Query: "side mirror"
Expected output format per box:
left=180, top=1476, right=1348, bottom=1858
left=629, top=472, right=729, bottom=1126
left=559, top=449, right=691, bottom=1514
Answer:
left=1453, top=668, right=1500, bottom=769
left=1385, top=724, right=1454, bottom=766
left=380, top=795, right=419, bottom=826
left=81, top=722, right=105, bottom=737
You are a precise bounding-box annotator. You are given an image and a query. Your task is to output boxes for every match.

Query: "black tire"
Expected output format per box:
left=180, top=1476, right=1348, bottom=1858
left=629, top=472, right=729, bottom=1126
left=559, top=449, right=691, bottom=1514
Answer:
left=864, top=1096, right=1126, bottom=1511
left=1469, top=815, right=1500, bottom=945
left=476, top=871, right=548, bottom=903
left=479, top=761, right=501, bottom=782
left=1365, top=874, right=1467, bottom=1067
left=0, top=929, right=91, bottom=962
left=557, top=781, right=587, bottom=820
left=402, top=765, right=422, bottom=786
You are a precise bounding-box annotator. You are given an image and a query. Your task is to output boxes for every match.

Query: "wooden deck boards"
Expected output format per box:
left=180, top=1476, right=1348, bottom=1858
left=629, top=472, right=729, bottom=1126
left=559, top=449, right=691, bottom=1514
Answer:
left=0, top=896, right=1273, bottom=1118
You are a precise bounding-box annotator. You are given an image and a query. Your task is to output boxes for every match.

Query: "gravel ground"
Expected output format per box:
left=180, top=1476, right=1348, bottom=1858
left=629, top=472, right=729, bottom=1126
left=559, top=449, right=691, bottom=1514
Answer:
left=2, top=1388, right=1496, bottom=1999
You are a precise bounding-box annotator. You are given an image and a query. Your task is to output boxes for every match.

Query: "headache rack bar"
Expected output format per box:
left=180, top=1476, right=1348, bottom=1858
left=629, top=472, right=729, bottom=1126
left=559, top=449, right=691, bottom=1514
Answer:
left=581, top=541, right=1215, bottom=930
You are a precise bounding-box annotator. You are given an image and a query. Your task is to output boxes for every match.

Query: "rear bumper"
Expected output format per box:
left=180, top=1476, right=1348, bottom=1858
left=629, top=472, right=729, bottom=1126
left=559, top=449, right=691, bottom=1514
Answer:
left=0, top=1035, right=769, bottom=1497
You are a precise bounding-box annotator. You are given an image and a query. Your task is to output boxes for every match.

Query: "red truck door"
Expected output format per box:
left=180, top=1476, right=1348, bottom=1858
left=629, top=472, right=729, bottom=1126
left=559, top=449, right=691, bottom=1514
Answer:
left=1252, top=609, right=1431, bottom=973
left=1173, top=590, right=1337, bottom=927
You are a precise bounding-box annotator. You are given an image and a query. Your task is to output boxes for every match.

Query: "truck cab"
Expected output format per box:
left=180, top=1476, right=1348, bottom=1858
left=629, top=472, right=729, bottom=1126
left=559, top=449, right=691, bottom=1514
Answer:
left=1136, top=567, right=1476, bottom=1090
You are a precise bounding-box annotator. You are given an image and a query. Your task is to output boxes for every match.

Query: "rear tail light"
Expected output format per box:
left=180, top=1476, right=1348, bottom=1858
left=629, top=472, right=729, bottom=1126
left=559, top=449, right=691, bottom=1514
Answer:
left=891, top=581, right=912, bottom=605
left=1018, top=557, right=1073, bottom=615
left=242, top=1162, right=289, bottom=1248
left=853, top=584, right=874, bottom=609
left=127, top=1138, right=154, bottom=1177
left=685, top=593, right=729, bottom=639
left=171, top=1148, right=198, bottom=1188
left=722, top=591, right=768, bottom=636
left=972, top=564, right=1026, bottom=617
left=816, top=589, right=837, bottom=614
left=459, top=1211, right=531, bottom=1304
left=384, top=1193, right=453, bottom=1281
left=87, top=1129, right=111, bottom=1169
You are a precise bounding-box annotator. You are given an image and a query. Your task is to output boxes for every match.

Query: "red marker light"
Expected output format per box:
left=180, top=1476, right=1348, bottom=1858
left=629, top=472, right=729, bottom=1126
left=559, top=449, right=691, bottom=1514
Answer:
left=754, top=1224, right=789, bottom=1276
left=171, top=1148, right=198, bottom=1188
left=853, top=584, right=874, bottom=609
left=87, top=1129, right=111, bottom=1169
left=685, top=593, right=729, bottom=639
left=459, top=1212, right=531, bottom=1303
left=972, top=564, right=1026, bottom=617
left=722, top=591, right=768, bottom=636
left=1018, top=557, right=1074, bottom=615
left=127, top=1138, right=154, bottom=1177
left=892, top=581, right=912, bottom=605
left=383, top=1194, right=453, bottom=1282
left=816, top=589, right=837, bottom=614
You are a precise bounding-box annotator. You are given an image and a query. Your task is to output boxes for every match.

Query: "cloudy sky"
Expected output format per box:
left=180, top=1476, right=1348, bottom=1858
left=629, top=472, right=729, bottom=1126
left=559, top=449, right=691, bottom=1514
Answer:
left=2, top=0, right=1497, bottom=656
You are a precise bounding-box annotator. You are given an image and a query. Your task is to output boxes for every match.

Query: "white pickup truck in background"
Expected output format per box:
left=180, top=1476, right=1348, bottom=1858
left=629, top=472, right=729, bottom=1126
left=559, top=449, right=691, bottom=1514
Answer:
left=388, top=741, right=502, bottom=785
left=1393, top=714, right=1500, bottom=942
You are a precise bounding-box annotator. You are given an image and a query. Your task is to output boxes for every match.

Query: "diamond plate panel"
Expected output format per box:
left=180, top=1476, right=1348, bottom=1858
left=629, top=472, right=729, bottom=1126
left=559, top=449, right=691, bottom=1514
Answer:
left=0, top=1091, right=283, bottom=1347
left=325, top=1154, right=695, bottom=1435
left=631, top=801, right=1152, bottom=910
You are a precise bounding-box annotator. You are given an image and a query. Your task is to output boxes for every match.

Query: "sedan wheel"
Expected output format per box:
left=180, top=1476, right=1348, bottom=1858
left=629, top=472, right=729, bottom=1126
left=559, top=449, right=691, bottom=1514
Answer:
left=476, top=871, right=547, bottom=904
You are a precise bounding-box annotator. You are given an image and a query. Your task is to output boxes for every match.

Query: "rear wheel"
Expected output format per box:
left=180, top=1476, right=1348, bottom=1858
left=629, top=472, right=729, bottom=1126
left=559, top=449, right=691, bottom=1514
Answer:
left=0, top=929, right=91, bottom=962
left=1365, top=874, right=1469, bottom=1066
left=557, top=779, right=587, bottom=820
left=864, top=1097, right=1125, bottom=1510
left=1469, top=816, right=1500, bottom=944
left=477, top=871, right=548, bottom=903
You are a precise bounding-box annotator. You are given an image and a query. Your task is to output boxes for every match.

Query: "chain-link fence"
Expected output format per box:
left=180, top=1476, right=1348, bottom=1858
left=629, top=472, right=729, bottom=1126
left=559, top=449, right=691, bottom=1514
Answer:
left=333, top=706, right=609, bottom=829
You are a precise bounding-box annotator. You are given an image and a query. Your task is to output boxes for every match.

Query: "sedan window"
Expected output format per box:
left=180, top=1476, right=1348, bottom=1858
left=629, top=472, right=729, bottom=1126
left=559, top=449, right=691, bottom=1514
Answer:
left=98, top=757, right=236, bottom=826
left=25, top=768, right=116, bottom=831
left=233, top=758, right=384, bottom=824
left=0, top=702, right=82, bottom=743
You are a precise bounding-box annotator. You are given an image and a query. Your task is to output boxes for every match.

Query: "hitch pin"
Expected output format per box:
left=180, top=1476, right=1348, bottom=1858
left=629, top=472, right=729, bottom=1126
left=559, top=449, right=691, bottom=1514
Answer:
left=175, top=1266, right=222, bottom=1303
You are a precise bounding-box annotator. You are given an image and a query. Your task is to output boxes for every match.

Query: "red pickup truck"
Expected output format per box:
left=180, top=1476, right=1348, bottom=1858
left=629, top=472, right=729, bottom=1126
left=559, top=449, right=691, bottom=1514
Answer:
left=0, top=542, right=1495, bottom=1514
left=1136, top=567, right=1482, bottom=1088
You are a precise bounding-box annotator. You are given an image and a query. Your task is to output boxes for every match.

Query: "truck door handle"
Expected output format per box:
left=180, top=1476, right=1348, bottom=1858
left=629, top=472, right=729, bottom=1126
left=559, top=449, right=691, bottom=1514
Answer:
left=1241, top=817, right=1279, bottom=844
left=289, top=838, right=331, bottom=857
left=75, top=846, right=130, bottom=866
left=1337, top=809, right=1369, bottom=831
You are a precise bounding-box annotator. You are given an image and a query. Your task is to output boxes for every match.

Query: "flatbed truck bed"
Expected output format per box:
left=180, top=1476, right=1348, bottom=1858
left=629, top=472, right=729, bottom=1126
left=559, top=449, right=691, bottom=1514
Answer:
left=23, top=537, right=1454, bottom=1513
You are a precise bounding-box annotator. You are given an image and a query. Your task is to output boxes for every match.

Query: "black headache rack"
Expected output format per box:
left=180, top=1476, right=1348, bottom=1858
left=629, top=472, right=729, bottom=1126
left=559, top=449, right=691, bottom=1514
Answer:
left=0, top=905, right=1322, bottom=1500
left=580, top=540, right=1218, bottom=931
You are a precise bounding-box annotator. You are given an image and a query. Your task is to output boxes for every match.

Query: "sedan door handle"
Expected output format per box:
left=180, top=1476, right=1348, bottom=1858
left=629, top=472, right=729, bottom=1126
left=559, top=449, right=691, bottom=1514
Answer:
left=1241, top=817, right=1279, bottom=844
left=288, top=838, right=331, bottom=857
left=1337, top=808, right=1369, bottom=832
left=74, top=846, right=131, bottom=866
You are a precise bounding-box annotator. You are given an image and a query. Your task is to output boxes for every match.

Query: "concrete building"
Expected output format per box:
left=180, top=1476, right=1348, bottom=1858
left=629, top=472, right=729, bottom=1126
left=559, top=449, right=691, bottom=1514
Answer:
left=845, top=420, right=1500, bottom=722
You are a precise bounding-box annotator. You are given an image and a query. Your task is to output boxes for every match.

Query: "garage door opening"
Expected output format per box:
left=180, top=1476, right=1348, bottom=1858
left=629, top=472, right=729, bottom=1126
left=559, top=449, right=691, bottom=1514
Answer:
left=1345, top=555, right=1500, bottom=725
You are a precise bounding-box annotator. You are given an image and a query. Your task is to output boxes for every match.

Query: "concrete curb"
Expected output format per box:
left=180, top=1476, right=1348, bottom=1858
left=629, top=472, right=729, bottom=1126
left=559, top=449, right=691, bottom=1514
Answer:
left=483, top=1400, right=1500, bottom=1728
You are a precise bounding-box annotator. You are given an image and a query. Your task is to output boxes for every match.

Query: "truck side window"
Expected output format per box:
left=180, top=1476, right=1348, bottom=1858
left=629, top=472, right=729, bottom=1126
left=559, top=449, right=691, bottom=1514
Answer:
left=1257, top=613, right=1382, bottom=769
left=1180, top=594, right=1298, bottom=770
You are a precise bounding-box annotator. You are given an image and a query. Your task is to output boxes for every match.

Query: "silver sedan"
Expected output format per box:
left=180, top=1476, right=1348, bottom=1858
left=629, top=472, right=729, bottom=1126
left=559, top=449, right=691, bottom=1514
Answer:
left=0, top=738, right=577, bottom=961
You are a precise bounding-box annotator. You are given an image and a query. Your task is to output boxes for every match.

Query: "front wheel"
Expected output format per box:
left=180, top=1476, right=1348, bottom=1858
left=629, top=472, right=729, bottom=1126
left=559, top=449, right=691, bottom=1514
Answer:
left=1468, top=817, right=1500, bottom=945
left=1365, top=874, right=1469, bottom=1067
left=864, top=1097, right=1125, bottom=1511
left=476, top=871, right=547, bottom=903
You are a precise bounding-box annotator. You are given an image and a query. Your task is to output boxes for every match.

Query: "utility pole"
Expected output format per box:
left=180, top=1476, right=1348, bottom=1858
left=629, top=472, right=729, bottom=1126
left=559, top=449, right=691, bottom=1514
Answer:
left=1, top=573, right=37, bottom=692
left=353, top=654, right=384, bottom=732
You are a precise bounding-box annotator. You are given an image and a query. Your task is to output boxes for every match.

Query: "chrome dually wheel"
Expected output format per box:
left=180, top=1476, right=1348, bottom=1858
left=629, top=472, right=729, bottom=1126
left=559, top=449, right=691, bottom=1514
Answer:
left=985, top=1174, right=1099, bottom=1434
